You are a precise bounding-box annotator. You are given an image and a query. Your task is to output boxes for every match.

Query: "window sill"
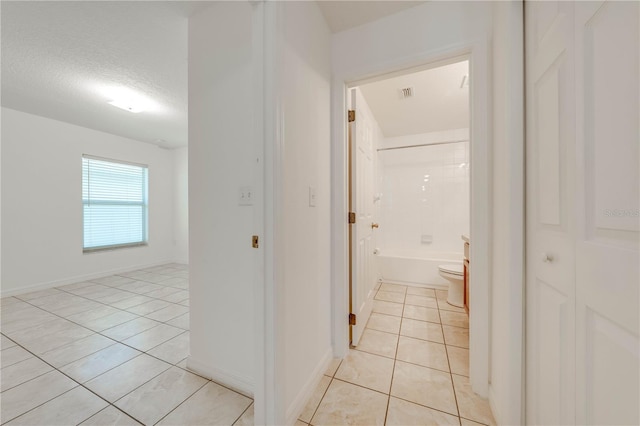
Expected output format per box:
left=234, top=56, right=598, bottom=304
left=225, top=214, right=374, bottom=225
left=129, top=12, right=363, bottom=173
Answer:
left=83, top=242, right=148, bottom=254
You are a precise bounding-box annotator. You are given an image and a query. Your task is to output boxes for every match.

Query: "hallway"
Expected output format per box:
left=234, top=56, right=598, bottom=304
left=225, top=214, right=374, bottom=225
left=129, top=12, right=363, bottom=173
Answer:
left=297, top=283, right=494, bottom=425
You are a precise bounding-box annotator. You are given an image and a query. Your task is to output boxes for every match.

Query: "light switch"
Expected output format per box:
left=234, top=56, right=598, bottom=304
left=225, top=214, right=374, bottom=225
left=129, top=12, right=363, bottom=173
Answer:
left=239, top=186, right=253, bottom=206
left=309, top=186, right=317, bottom=207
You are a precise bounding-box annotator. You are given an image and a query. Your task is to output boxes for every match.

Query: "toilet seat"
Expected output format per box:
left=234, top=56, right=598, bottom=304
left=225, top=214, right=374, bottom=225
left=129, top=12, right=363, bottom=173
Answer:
left=438, top=264, right=463, bottom=276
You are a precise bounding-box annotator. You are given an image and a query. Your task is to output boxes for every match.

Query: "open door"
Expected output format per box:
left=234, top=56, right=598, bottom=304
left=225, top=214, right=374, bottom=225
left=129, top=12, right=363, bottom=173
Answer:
left=348, top=88, right=377, bottom=346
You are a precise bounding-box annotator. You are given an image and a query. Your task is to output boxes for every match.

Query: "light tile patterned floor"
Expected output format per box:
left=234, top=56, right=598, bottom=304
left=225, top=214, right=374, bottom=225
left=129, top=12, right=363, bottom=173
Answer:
left=298, top=283, right=496, bottom=426
left=0, top=264, right=254, bottom=425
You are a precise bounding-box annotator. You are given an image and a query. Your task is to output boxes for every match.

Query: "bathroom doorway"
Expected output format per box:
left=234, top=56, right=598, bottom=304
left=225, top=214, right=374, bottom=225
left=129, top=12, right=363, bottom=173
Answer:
left=348, top=58, right=471, bottom=348
left=331, top=57, right=495, bottom=423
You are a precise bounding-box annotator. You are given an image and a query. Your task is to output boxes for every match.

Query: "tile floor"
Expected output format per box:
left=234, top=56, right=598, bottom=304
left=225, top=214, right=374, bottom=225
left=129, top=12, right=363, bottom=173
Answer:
left=0, top=264, right=254, bottom=425
left=2, top=269, right=494, bottom=426
left=297, top=283, right=496, bottom=426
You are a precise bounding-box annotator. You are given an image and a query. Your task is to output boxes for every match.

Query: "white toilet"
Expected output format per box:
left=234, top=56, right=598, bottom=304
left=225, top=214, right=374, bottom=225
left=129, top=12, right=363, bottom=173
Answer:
left=438, top=263, right=464, bottom=307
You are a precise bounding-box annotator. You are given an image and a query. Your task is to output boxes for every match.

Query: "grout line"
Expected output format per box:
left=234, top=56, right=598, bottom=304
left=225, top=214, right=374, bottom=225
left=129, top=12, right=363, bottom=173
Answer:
left=330, top=376, right=390, bottom=397
left=353, top=341, right=460, bottom=376
left=305, top=360, right=339, bottom=425
left=151, top=378, right=209, bottom=425
left=383, top=288, right=405, bottom=426
left=379, top=282, right=469, bottom=423
left=0, top=357, right=56, bottom=394
left=438, top=300, right=462, bottom=419
left=459, top=414, right=490, bottom=426
left=88, top=405, right=142, bottom=425
left=0, top=338, right=125, bottom=424
left=385, top=392, right=463, bottom=420
left=369, top=310, right=404, bottom=320
left=230, top=402, right=254, bottom=426
left=2, top=385, right=101, bottom=424
left=9, top=283, right=189, bottom=362
left=0, top=264, right=209, bottom=425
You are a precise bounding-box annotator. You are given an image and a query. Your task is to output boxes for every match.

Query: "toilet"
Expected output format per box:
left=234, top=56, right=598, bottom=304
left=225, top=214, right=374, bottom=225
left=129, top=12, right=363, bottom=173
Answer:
left=438, top=263, right=464, bottom=307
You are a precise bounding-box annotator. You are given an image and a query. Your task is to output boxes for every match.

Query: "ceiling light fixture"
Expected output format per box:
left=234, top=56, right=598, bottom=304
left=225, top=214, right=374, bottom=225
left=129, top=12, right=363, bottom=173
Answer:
left=100, top=86, right=157, bottom=114
left=108, top=99, right=145, bottom=113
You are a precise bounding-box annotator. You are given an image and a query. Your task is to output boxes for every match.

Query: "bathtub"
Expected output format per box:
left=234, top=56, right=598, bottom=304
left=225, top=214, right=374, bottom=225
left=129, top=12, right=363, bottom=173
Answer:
left=376, top=249, right=464, bottom=288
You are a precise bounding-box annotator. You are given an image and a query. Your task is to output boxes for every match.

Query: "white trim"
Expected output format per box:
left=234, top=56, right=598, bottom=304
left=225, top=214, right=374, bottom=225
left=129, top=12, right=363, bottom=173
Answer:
left=489, top=384, right=502, bottom=425
left=81, top=153, right=148, bottom=169
left=186, top=356, right=254, bottom=398
left=260, top=2, right=285, bottom=425
left=467, top=39, right=492, bottom=398
left=331, top=42, right=492, bottom=395
left=330, top=75, right=350, bottom=359
left=498, top=1, right=525, bottom=422
left=251, top=1, right=269, bottom=426
left=0, top=258, right=175, bottom=298
left=285, top=348, right=333, bottom=426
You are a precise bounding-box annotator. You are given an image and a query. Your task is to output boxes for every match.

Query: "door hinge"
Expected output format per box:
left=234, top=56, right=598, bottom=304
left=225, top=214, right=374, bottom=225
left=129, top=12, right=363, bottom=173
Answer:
left=348, top=110, right=356, bottom=122
left=349, top=313, right=356, bottom=325
left=252, top=235, right=259, bottom=248
left=348, top=212, right=356, bottom=224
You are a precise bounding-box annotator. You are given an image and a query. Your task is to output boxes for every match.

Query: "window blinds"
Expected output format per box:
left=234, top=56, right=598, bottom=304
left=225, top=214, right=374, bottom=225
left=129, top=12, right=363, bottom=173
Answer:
left=82, top=155, right=148, bottom=252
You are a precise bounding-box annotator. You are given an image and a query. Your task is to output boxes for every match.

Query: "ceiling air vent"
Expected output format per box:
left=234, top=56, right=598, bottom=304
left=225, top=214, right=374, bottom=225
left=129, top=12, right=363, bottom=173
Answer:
left=398, top=86, right=415, bottom=99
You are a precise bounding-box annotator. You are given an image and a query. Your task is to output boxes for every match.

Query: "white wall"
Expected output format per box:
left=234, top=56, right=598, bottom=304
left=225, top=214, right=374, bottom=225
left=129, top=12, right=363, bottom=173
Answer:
left=0, top=107, right=177, bottom=296
left=330, top=1, right=493, bottom=401
left=173, top=146, right=188, bottom=264
left=187, top=1, right=256, bottom=395
left=275, top=2, right=333, bottom=423
left=378, top=131, right=470, bottom=256
left=490, top=1, right=524, bottom=425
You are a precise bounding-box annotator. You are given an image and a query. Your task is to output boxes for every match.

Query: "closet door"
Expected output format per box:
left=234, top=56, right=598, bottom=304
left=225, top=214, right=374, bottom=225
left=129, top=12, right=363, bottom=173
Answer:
left=526, top=1, right=639, bottom=424
left=525, top=2, right=576, bottom=424
left=574, top=2, right=639, bottom=424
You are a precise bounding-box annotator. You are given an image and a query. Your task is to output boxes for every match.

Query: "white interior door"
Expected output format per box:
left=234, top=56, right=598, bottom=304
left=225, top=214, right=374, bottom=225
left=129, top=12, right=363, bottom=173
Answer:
left=573, top=2, right=639, bottom=424
left=525, top=2, right=576, bottom=422
left=349, top=88, right=376, bottom=346
left=526, top=1, right=639, bottom=424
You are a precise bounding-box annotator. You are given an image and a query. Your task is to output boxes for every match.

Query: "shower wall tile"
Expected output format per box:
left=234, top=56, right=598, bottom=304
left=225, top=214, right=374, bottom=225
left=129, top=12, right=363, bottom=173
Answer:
left=377, top=130, right=470, bottom=256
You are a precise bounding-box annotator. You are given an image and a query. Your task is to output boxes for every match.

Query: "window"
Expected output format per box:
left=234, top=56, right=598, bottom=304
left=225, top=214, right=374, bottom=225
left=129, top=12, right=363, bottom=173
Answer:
left=82, top=155, right=148, bottom=252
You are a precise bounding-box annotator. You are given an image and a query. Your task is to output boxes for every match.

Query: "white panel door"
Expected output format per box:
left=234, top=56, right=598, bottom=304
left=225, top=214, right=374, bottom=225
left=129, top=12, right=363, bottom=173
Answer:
left=574, top=2, right=639, bottom=424
left=526, top=1, right=639, bottom=424
left=349, top=88, right=376, bottom=346
left=525, top=2, right=576, bottom=423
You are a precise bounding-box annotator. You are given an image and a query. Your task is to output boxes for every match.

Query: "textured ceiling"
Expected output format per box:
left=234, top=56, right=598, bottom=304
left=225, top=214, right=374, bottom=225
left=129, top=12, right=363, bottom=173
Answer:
left=1, top=1, right=208, bottom=149
left=2, top=1, right=430, bottom=148
left=316, top=0, right=426, bottom=33
left=359, top=60, right=469, bottom=137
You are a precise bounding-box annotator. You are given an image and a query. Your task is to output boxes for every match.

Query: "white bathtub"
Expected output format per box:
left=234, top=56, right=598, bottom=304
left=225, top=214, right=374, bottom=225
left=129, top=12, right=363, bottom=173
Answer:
left=376, top=250, right=464, bottom=288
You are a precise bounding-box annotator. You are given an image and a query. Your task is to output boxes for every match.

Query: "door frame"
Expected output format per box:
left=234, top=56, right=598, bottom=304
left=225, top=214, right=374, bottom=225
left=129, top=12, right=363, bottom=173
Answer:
left=330, top=43, right=492, bottom=396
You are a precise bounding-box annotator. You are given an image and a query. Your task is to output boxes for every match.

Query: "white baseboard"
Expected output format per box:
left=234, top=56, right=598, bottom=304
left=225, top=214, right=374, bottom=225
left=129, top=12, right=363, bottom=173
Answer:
left=285, top=347, right=333, bottom=426
left=1, top=258, right=177, bottom=298
left=488, top=384, right=501, bottom=426
left=186, top=356, right=254, bottom=398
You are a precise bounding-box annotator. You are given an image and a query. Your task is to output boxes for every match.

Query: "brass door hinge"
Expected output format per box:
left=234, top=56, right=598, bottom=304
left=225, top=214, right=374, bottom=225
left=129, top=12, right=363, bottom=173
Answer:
left=252, top=235, right=259, bottom=248
left=349, top=313, right=356, bottom=325
left=348, top=212, right=356, bottom=224
left=348, top=110, right=356, bottom=122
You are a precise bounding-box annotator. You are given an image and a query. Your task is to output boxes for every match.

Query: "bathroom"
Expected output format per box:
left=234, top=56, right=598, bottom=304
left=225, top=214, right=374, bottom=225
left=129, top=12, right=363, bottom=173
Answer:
left=355, top=58, right=471, bottom=309
left=333, top=58, right=478, bottom=420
